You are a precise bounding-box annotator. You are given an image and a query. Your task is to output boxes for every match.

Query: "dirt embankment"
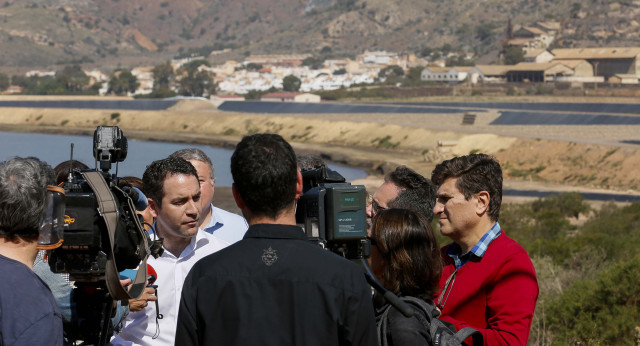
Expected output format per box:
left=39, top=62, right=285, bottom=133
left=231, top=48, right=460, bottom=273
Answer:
left=1, top=99, right=640, bottom=198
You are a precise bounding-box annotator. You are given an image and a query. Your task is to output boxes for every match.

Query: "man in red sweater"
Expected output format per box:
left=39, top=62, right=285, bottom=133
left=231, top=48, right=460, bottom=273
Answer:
left=431, top=153, right=539, bottom=345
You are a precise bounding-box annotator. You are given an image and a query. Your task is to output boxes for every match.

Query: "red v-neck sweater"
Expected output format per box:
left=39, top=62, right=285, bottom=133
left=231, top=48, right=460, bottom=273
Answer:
left=437, top=232, right=539, bottom=345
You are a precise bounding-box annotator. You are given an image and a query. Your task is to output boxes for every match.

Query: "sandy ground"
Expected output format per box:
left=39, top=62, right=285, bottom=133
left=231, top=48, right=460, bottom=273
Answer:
left=1, top=97, right=639, bottom=211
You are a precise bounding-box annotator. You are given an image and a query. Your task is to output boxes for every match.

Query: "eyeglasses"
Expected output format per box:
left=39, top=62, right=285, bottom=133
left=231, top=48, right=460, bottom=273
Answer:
left=371, top=199, right=388, bottom=216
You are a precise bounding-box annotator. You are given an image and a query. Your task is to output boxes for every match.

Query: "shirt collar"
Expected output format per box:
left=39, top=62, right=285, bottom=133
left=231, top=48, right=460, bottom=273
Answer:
left=150, top=223, right=211, bottom=259
left=446, top=222, right=502, bottom=268
left=244, top=223, right=307, bottom=240
left=202, top=203, right=224, bottom=230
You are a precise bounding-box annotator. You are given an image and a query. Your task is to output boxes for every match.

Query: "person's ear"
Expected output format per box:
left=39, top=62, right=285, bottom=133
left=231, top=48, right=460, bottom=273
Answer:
left=295, top=170, right=303, bottom=200
left=475, top=191, right=490, bottom=216
left=148, top=198, right=160, bottom=218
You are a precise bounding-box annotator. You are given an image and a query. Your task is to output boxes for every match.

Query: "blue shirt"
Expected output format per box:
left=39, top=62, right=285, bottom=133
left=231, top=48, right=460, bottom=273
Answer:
left=1, top=253, right=63, bottom=345
left=446, top=222, right=502, bottom=269
left=201, top=204, right=248, bottom=244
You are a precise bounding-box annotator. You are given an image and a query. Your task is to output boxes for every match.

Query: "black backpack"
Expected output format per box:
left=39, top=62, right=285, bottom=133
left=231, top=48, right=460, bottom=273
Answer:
left=377, top=296, right=483, bottom=346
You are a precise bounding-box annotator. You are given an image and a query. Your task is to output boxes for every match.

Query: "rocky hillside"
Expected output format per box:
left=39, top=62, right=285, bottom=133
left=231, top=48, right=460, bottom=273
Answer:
left=1, top=0, right=640, bottom=71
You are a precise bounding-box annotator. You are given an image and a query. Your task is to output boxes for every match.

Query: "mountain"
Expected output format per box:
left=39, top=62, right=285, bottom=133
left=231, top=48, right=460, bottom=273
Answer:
left=1, top=0, right=640, bottom=71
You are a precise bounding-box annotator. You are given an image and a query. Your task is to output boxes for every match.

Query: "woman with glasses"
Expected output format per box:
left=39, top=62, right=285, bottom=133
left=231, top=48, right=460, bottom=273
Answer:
left=369, top=208, right=443, bottom=346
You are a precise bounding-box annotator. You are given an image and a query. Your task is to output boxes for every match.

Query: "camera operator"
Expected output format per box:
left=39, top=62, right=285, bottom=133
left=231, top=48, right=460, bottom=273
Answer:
left=115, top=176, right=157, bottom=314
left=175, top=133, right=377, bottom=345
left=111, top=157, right=228, bottom=346
left=0, top=157, right=63, bottom=345
left=117, top=176, right=154, bottom=232
left=367, top=166, right=437, bottom=228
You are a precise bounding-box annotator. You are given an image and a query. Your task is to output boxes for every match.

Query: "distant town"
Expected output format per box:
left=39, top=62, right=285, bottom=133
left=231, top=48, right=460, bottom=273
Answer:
left=2, top=20, right=640, bottom=100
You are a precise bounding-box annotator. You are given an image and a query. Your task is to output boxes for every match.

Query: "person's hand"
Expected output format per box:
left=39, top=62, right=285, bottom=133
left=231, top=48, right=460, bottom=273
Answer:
left=120, top=278, right=132, bottom=287
left=128, top=287, right=157, bottom=312
left=112, top=279, right=134, bottom=312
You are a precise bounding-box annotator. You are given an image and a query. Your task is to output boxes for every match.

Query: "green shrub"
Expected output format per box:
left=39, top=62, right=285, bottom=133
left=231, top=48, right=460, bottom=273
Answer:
left=546, top=254, right=640, bottom=345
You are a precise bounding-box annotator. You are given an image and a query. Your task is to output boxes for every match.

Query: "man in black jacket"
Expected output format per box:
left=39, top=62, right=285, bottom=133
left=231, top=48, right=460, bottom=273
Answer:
left=176, top=133, right=377, bottom=346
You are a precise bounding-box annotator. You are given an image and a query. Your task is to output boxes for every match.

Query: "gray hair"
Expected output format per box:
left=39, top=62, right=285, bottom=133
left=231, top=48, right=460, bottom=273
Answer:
left=386, top=166, right=437, bottom=223
left=0, top=157, right=53, bottom=239
left=297, top=154, right=325, bottom=171
left=170, top=148, right=214, bottom=180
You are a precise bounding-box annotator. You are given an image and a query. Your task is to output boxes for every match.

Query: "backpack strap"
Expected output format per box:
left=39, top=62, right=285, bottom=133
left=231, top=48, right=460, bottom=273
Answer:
left=448, top=327, right=484, bottom=345
left=402, top=296, right=484, bottom=346
left=82, top=171, right=149, bottom=301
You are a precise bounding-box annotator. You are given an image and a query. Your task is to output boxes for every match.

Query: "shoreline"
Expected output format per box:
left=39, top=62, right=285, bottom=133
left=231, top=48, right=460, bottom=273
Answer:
left=0, top=124, right=387, bottom=215
left=2, top=123, right=638, bottom=210
left=2, top=101, right=640, bottom=207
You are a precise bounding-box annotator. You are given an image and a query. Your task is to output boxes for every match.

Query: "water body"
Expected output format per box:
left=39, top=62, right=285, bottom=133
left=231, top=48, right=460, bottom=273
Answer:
left=0, top=99, right=179, bottom=110
left=218, top=101, right=640, bottom=126
left=218, top=100, right=485, bottom=114
left=380, top=101, right=640, bottom=115
left=0, top=131, right=367, bottom=186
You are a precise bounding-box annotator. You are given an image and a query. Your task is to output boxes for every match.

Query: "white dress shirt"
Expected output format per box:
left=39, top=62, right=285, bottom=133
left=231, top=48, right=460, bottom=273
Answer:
left=111, top=230, right=229, bottom=346
left=201, top=204, right=248, bottom=244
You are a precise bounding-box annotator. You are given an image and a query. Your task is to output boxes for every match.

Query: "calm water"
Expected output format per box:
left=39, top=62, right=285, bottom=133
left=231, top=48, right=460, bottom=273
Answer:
left=0, top=131, right=367, bottom=186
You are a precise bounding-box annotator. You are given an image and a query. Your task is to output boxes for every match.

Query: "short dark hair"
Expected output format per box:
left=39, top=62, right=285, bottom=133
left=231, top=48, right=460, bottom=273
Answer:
left=385, top=166, right=437, bottom=222
left=0, top=157, right=53, bottom=240
left=371, top=208, right=442, bottom=300
left=117, top=176, right=145, bottom=193
left=54, top=159, right=89, bottom=185
left=142, top=157, right=198, bottom=208
left=231, top=134, right=298, bottom=219
left=431, top=153, right=502, bottom=221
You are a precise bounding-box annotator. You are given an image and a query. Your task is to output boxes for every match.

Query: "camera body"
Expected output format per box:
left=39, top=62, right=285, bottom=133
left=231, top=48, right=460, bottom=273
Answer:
left=46, top=126, right=154, bottom=344
left=48, top=126, right=146, bottom=281
left=296, top=165, right=370, bottom=259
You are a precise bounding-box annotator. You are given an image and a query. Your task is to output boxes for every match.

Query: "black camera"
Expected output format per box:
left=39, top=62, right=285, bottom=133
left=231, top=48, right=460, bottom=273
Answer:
left=295, top=164, right=370, bottom=259
left=47, top=126, right=159, bottom=344
left=48, top=126, right=149, bottom=280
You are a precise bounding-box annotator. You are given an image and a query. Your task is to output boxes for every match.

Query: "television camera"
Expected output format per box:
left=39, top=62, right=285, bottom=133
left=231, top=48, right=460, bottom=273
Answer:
left=295, top=162, right=414, bottom=318
left=47, top=126, right=162, bottom=345
left=295, top=164, right=370, bottom=259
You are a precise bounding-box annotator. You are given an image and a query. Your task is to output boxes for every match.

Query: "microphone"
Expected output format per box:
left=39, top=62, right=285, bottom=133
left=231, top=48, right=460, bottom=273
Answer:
left=123, top=186, right=149, bottom=211
left=146, top=263, right=158, bottom=286
left=146, top=264, right=164, bottom=323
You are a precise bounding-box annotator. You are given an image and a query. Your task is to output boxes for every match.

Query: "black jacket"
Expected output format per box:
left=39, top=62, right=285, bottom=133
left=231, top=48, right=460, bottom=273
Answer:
left=375, top=300, right=433, bottom=346
left=176, top=224, right=378, bottom=346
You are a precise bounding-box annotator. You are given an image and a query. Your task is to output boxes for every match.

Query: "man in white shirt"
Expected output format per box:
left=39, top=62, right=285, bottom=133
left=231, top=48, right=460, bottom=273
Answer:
left=170, top=148, right=248, bottom=244
left=111, top=157, right=228, bottom=346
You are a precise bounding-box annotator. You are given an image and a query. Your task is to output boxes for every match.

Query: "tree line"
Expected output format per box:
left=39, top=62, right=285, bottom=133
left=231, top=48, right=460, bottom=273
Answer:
left=0, top=60, right=218, bottom=98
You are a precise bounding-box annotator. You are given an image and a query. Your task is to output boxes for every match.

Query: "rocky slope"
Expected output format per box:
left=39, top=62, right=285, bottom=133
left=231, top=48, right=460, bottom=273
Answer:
left=2, top=0, right=640, bottom=70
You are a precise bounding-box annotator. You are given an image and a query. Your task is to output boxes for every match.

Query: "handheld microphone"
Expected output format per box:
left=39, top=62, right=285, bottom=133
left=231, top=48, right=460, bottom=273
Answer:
left=146, top=263, right=158, bottom=286
left=146, top=264, right=163, bottom=323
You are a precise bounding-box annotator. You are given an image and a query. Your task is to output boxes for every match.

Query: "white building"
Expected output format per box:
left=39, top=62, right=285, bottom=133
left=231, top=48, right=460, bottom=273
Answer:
left=421, top=66, right=473, bottom=83
left=261, top=92, right=321, bottom=103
